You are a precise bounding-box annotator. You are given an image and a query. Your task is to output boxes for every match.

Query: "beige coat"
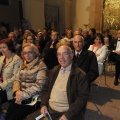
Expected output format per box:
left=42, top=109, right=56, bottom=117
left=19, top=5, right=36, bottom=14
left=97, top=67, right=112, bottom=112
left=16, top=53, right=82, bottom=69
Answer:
left=13, top=57, right=47, bottom=100
left=0, top=53, right=22, bottom=100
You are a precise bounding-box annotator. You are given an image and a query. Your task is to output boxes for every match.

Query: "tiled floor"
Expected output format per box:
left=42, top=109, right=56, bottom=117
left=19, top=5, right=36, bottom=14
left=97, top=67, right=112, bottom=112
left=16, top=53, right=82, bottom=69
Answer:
left=85, top=73, right=120, bottom=120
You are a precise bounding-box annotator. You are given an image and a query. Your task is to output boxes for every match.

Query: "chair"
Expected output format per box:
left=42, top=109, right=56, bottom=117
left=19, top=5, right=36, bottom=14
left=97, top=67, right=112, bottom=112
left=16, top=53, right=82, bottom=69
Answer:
left=96, top=50, right=111, bottom=91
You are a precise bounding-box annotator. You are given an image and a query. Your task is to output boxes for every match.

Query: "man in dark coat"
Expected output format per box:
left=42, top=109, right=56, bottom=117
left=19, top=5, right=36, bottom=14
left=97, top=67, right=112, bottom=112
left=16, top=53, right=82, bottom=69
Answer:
left=40, top=31, right=59, bottom=70
left=109, top=29, right=120, bottom=85
left=40, top=45, right=89, bottom=120
left=73, top=35, right=99, bottom=88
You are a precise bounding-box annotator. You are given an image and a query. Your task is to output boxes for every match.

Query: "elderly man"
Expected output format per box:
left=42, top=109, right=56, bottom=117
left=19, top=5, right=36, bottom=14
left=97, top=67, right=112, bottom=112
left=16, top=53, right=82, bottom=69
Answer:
left=73, top=35, right=99, bottom=88
left=40, top=45, right=89, bottom=120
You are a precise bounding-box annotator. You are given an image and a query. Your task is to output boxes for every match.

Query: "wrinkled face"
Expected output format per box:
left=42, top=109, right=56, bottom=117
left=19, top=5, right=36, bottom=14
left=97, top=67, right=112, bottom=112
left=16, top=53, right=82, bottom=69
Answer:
left=117, top=30, right=120, bottom=38
left=51, top=32, right=58, bottom=41
left=22, top=46, right=35, bottom=62
left=0, top=43, right=11, bottom=56
left=73, top=36, right=84, bottom=52
left=57, top=46, right=73, bottom=68
left=94, top=36, right=102, bottom=44
left=27, top=36, right=34, bottom=43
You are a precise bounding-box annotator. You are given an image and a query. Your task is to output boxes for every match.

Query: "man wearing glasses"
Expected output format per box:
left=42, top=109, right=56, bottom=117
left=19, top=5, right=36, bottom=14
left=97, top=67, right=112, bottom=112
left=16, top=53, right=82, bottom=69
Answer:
left=40, top=45, right=89, bottom=120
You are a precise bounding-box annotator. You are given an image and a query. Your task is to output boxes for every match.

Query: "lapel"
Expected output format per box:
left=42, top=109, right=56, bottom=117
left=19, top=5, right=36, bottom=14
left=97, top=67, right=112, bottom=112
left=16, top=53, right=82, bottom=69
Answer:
left=4, top=53, right=14, bottom=68
left=73, top=50, right=88, bottom=66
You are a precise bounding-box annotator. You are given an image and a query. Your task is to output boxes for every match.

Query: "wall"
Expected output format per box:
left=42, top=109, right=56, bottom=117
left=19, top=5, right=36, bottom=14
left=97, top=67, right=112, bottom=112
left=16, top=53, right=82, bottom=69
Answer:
left=22, top=0, right=45, bottom=31
left=0, top=0, right=20, bottom=31
left=44, top=0, right=65, bottom=35
left=71, top=0, right=90, bottom=31
left=71, top=0, right=104, bottom=33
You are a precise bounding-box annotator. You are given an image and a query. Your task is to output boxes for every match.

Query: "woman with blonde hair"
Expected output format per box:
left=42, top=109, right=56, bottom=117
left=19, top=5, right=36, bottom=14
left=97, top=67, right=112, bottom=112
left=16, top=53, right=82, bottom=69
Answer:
left=6, top=43, right=48, bottom=120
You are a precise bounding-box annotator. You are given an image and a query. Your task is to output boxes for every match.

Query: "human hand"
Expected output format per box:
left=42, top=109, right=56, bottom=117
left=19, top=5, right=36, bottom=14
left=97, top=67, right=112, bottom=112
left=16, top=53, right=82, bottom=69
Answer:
left=59, top=115, right=68, bottom=120
left=115, top=51, right=120, bottom=55
left=40, top=106, right=48, bottom=117
left=14, top=90, right=23, bottom=104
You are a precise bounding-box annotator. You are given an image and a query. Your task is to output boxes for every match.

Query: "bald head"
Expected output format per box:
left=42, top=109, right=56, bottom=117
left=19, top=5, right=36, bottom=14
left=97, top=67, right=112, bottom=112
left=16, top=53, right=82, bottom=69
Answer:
left=73, top=35, right=84, bottom=52
left=57, top=45, right=73, bottom=68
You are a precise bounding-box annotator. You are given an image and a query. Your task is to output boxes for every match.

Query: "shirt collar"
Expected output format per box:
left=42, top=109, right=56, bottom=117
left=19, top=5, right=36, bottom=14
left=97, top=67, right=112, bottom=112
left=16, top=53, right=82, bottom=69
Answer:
left=75, top=50, right=82, bottom=56
left=61, top=63, right=72, bottom=73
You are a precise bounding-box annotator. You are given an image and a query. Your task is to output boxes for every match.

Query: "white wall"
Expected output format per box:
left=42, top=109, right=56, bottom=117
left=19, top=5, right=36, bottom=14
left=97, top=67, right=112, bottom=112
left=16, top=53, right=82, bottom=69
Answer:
left=22, top=0, right=45, bottom=31
left=71, top=0, right=90, bottom=31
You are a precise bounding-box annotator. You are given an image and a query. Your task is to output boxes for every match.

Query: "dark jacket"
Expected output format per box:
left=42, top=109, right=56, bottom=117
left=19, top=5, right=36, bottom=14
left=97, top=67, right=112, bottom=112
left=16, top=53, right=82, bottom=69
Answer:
left=40, top=40, right=59, bottom=70
left=41, top=64, right=89, bottom=120
left=73, top=50, right=99, bottom=84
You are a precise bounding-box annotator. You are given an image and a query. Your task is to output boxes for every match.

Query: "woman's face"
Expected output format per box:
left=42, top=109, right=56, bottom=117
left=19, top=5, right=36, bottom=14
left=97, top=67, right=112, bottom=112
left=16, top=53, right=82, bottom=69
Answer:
left=23, top=46, right=35, bottom=62
left=94, top=36, right=101, bottom=44
left=27, top=36, right=34, bottom=43
left=0, top=43, right=11, bottom=56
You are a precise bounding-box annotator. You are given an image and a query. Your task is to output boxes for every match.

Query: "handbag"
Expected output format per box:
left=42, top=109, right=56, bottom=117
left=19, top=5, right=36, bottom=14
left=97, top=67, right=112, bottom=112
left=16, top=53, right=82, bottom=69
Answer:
left=21, top=97, right=32, bottom=105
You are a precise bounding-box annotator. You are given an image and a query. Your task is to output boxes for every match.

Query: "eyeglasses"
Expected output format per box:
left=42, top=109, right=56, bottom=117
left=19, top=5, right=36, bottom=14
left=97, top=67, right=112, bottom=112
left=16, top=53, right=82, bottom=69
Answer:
left=57, top=52, right=71, bottom=57
left=23, top=51, right=34, bottom=55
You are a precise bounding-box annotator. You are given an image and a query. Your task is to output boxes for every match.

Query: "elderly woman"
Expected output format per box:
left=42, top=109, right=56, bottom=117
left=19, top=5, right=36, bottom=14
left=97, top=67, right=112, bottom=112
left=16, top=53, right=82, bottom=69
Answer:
left=0, top=38, right=22, bottom=104
left=6, top=43, right=47, bottom=120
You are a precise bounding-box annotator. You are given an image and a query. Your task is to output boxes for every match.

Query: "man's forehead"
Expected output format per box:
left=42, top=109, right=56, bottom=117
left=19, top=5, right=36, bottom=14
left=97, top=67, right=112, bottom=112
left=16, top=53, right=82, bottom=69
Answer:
left=74, top=37, right=83, bottom=42
left=57, top=46, right=69, bottom=52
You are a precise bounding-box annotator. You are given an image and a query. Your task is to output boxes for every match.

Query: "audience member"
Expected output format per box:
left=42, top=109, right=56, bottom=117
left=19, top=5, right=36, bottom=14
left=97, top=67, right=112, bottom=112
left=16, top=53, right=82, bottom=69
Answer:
left=65, top=30, right=73, bottom=41
left=6, top=43, right=48, bottom=120
left=40, top=45, right=89, bottom=120
left=88, top=33, right=108, bottom=63
left=8, top=32, right=22, bottom=56
left=82, top=29, right=90, bottom=50
left=40, top=31, right=59, bottom=70
left=86, top=28, right=96, bottom=48
left=22, top=30, right=32, bottom=46
left=109, top=29, right=120, bottom=85
left=103, top=36, right=114, bottom=50
left=103, top=29, right=112, bottom=42
left=73, top=35, right=99, bottom=88
left=0, top=38, right=22, bottom=104
left=40, top=27, right=50, bottom=52
left=13, top=29, right=23, bottom=45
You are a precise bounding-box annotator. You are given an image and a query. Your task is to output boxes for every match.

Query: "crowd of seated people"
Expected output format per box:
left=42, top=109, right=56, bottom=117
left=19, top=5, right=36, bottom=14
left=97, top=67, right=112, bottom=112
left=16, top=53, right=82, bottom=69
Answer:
left=0, top=26, right=120, bottom=119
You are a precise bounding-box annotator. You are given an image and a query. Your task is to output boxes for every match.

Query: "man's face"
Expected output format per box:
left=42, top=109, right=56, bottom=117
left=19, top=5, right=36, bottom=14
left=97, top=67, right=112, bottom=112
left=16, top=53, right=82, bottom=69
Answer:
left=117, top=30, right=120, bottom=38
left=51, top=32, right=58, bottom=41
left=57, top=45, right=73, bottom=68
left=73, top=36, right=84, bottom=52
left=8, top=33, right=16, bottom=42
